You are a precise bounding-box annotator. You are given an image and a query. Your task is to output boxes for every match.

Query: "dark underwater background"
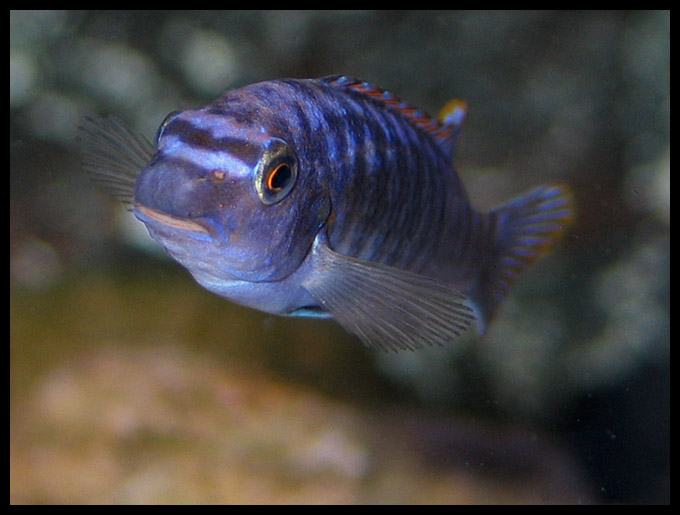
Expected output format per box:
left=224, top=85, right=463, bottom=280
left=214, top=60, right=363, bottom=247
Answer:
left=10, top=10, right=669, bottom=504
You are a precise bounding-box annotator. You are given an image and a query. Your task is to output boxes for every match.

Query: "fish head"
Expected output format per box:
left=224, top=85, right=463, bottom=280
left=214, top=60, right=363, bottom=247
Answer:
left=133, top=108, right=330, bottom=284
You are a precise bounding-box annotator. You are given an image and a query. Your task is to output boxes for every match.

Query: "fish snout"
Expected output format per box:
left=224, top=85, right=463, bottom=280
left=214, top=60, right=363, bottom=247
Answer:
left=133, top=161, right=235, bottom=243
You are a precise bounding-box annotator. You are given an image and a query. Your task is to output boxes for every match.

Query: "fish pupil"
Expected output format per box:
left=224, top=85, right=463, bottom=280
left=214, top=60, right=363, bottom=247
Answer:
left=268, top=163, right=292, bottom=191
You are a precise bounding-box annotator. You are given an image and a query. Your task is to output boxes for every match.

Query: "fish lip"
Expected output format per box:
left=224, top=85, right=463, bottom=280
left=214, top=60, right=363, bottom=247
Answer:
left=134, top=204, right=221, bottom=241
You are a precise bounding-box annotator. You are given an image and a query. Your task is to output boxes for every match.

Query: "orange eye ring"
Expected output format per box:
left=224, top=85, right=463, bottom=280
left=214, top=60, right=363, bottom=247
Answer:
left=266, top=163, right=292, bottom=192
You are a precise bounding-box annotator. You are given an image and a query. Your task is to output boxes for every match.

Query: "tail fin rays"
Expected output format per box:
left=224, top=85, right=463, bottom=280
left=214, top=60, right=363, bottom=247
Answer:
left=477, top=183, right=574, bottom=331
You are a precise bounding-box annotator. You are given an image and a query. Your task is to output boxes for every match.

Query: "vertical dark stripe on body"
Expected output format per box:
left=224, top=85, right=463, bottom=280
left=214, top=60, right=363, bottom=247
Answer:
left=296, top=79, right=454, bottom=274
left=262, top=78, right=464, bottom=278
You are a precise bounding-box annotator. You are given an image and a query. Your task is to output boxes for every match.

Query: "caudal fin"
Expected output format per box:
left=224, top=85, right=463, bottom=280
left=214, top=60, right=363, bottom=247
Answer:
left=477, top=183, right=574, bottom=332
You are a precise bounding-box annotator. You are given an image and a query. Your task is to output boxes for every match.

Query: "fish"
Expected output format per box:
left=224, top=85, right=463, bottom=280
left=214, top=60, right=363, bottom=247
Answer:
left=78, top=75, right=574, bottom=352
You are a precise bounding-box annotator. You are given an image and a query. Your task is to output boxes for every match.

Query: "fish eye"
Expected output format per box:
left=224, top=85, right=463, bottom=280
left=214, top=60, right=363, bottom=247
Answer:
left=255, top=139, right=298, bottom=205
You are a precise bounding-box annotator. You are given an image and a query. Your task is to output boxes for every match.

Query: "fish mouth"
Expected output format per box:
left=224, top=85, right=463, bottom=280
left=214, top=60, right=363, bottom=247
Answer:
left=134, top=204, right=217, bottom=240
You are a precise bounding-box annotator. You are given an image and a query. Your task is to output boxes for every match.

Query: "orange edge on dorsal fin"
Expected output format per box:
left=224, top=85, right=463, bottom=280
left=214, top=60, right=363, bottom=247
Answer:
left=321, top=75, right=453, bottom=144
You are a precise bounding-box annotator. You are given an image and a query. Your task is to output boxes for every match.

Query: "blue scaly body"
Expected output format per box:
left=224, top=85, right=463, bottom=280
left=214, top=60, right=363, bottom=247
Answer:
left=80, top=76, right=573, bottom=351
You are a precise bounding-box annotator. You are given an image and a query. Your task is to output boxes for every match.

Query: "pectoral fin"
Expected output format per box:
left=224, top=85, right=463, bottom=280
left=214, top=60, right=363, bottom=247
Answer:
left=302, top=237, right=475, bottom=352
left=78, top=116, right=155, bottom=209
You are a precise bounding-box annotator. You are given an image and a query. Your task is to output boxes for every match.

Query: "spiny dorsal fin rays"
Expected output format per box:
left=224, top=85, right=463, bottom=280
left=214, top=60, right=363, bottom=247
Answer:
left=78, top=116, right=155, bottom=209
left=437, top=98, right=467, bottom=153
left=321, top=75, right=465, bottom=158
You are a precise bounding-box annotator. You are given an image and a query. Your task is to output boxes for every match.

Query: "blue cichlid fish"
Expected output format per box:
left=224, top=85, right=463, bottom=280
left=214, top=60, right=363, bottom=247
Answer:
left=79, top=75, right=573, bottom=352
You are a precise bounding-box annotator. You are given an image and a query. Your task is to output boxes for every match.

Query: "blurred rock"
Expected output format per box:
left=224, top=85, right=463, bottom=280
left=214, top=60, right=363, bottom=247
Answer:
left=10, top=345, right=591, bottom=504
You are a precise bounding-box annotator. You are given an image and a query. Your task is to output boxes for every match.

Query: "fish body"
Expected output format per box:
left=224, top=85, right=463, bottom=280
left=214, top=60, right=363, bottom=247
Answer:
left=79, top=76, right=573, bottom=352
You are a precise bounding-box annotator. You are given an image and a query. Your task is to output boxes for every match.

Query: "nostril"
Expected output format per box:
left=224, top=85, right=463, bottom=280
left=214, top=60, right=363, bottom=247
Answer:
left=211, top=170, right=226, bottom=182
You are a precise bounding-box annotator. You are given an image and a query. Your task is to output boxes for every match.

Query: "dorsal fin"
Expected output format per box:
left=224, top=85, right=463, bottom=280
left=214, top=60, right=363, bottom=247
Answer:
left=320, top=75, right=465, bottom=158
